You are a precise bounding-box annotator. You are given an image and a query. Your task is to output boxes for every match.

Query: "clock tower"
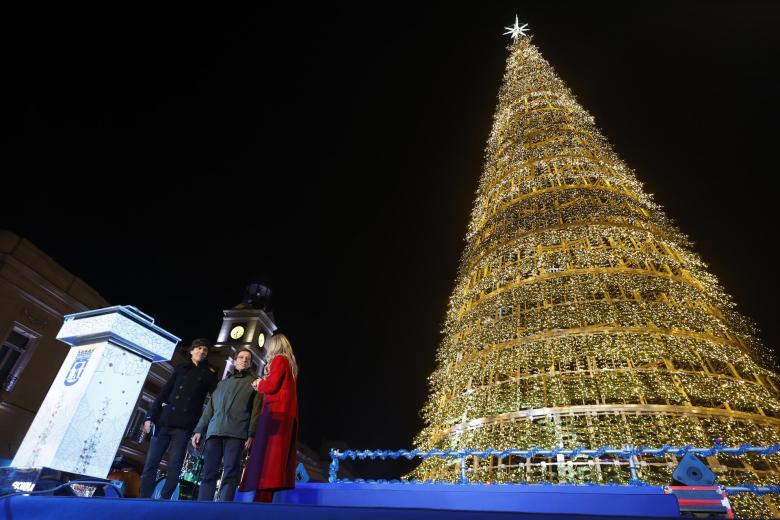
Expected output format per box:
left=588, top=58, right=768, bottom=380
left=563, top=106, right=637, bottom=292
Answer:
left=213, top=283, right=276, bottom=377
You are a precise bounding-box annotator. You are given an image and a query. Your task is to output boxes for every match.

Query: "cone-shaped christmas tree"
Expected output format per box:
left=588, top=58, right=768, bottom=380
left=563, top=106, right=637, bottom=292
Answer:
left=415, top=24, right=780, bottom=516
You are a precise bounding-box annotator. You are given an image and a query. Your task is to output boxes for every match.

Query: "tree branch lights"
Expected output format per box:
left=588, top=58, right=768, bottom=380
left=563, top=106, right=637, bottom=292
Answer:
left=414, top=36, right=780, bottom=518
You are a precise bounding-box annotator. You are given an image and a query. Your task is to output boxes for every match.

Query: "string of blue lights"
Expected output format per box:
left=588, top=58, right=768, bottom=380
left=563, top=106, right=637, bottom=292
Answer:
left=328, top=443, right=780, bottom=496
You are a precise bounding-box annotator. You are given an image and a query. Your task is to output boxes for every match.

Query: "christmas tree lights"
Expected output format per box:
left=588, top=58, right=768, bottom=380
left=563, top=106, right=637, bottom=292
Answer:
left=414, top=25, right=780, bottom=517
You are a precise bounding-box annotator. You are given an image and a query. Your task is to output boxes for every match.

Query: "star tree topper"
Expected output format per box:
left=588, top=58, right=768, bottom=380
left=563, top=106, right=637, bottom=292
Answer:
left=503, top=15, right=530, bottom=41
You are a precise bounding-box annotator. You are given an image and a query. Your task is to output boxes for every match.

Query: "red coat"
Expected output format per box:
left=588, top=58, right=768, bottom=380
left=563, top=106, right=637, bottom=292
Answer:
left=239, top=355, right=298, bottom=492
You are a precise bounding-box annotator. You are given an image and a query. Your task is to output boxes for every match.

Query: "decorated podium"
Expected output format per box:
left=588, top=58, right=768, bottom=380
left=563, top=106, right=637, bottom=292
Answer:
left=8, top=306, right=179, bottom=483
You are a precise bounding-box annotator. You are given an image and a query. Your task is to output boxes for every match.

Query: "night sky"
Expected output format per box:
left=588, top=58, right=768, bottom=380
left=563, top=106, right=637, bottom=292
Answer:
left=5, top=4, right=780, bottom=478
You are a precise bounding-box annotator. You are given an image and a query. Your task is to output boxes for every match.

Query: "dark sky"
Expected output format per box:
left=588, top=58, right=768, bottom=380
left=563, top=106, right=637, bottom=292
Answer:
left=5, top=4, right=780, bottom=478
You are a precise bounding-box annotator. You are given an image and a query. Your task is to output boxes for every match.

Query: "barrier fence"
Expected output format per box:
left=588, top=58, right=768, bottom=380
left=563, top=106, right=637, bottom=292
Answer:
left=329, top=444, right=780, bottom=497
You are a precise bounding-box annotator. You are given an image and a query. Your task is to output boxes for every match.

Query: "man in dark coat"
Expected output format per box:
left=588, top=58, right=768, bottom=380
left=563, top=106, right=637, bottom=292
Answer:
left=139, top=338, right=218, bottom=499
left=192, top=349, right=262, bottom=501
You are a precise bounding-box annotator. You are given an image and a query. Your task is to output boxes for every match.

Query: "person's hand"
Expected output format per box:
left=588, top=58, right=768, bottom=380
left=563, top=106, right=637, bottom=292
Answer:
left=245, top=437, right=253, bottom=450
left=251, top=378, right=261, bottom=391
left=191, top=432, right=201, bottom=449
left=143, top=420, right=152, bottom=434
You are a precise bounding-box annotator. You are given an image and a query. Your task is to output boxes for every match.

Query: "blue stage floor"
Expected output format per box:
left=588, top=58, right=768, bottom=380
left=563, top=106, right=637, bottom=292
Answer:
left=275, top=482, right=680, bottom=517
left=3, top=483, right=681, bottom=519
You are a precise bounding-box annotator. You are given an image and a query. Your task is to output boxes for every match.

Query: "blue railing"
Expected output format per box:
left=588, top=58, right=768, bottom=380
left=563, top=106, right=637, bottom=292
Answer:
left=328, top=444, right=780, bottom=497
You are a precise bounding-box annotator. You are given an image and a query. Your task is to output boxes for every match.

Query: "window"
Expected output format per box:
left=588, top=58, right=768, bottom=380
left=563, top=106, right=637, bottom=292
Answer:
left=0, top=326, right=39, bottom=392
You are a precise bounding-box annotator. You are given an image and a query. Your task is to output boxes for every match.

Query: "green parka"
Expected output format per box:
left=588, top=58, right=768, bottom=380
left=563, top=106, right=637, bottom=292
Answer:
left=194, top=368, right=262, bottom=440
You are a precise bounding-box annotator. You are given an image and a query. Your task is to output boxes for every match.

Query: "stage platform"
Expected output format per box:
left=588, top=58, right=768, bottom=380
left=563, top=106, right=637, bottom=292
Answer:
left=2, top=482, right=681, bottom=519
left=274, top=482, right=680, bottom=517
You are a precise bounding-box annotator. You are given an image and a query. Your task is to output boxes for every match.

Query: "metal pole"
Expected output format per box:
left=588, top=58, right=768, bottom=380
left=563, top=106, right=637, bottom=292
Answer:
left=624, top=444, right=639, bottom=483
left=460, top=456, right=469, bottom=484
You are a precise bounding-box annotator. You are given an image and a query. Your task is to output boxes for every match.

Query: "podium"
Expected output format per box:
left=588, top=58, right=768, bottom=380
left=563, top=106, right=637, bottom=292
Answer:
left=10, top=306, right=179, bottom=479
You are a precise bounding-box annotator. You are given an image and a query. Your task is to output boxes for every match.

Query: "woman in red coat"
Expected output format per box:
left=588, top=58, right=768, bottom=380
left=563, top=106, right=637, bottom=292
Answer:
left=239, top=333, right=298, bottom=502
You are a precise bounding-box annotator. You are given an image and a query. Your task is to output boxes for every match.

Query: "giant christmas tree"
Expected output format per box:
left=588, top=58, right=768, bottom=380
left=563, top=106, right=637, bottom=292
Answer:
left=414, top=21, right=780, bottom=516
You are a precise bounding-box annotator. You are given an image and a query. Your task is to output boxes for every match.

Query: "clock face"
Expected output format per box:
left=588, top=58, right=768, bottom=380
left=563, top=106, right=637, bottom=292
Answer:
left=257, top=332, right=265, bottom=348
left=230, top=325, right=245, bottom=340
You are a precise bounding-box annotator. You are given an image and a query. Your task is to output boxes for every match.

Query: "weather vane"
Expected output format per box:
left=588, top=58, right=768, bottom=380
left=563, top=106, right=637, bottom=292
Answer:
left=503, top=15, right=530, bottom=41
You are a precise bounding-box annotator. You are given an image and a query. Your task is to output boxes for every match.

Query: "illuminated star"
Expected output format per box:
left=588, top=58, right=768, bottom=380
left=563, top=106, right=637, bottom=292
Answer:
left=503, top=15, right=530, bottom=41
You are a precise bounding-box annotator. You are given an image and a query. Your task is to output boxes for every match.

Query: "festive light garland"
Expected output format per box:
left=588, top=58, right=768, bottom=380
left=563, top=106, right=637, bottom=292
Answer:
left=330, top=444, right=780, bottom=486
left=414, top=34, right=780, bottom=518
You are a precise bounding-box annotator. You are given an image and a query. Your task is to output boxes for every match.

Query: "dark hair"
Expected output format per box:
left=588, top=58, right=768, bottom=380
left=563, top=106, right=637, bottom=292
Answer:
left=188, top=338, right=212, bottom=353
left=234, top=348, right=254, bottom=360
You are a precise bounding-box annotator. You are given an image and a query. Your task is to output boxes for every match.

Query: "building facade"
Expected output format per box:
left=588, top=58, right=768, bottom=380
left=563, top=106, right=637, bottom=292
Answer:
left=0, top=230, right=173, bottom=483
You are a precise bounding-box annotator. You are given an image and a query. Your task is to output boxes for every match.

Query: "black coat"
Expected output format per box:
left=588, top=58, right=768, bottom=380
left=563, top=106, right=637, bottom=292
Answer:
left=146, top=359, right=219, bottom=431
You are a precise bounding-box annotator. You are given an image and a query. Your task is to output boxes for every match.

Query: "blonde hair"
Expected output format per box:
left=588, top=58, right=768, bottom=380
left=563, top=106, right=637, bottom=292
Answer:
left=263, top=333, right=298, bottom=379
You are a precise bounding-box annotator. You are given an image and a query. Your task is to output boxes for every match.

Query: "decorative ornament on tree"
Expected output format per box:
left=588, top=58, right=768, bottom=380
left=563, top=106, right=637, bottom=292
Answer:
left=503, top=15, right=530, bottom=41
